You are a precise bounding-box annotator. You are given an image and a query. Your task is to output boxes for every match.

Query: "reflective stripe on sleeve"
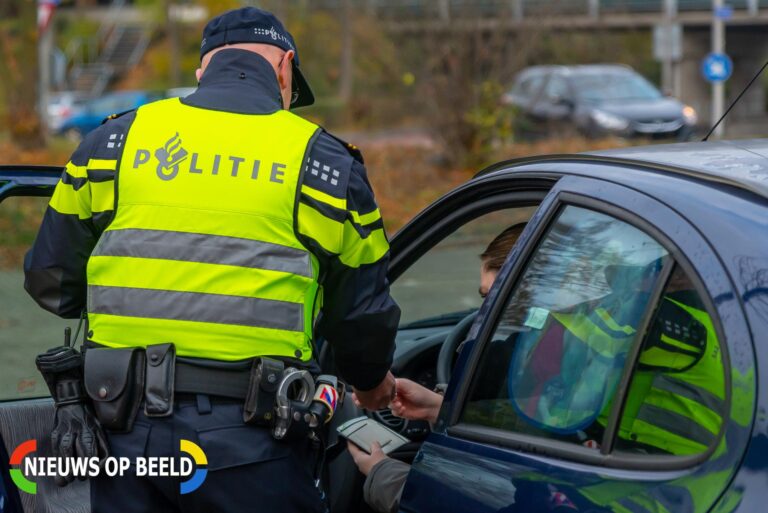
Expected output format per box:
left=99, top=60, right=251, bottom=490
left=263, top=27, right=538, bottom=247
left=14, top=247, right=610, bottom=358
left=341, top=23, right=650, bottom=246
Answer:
left=301, top=184, right=347, bottom=210
left=49, top=181, right=91, bottom=218
left=340, top=220, right=389, bottom=268
left=87, top=158, right=117, bottom=171
left=350, top=207, right=381, bottom=227
left=298, top=202, right=389, bottom=268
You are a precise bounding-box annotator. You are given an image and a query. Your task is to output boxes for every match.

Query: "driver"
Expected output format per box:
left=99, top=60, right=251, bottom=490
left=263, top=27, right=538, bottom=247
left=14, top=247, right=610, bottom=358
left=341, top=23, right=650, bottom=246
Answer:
left=348, top=223, right=526, bottom=513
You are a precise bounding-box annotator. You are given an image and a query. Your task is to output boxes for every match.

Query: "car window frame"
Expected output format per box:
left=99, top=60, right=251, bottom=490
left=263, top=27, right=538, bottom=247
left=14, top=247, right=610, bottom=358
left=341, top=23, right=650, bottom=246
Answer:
left=445, top=185, right=732, bottom=472
left=388, top=175, right=555, bottom=283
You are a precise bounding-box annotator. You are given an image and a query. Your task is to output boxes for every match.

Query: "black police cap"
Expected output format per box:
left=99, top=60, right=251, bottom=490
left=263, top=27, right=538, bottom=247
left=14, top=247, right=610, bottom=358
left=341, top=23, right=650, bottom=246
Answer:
left=200, top=7, right=314, bottom=108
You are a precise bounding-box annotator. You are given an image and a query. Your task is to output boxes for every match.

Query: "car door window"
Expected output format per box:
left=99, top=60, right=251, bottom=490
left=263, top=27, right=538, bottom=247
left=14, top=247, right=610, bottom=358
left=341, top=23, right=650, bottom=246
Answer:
left=391, top=207, right=535, bottom=326
left=0, top=196, right=68, bottom=400
left=461, top=205, right=670, bottom=445
left=544, top=76, right=569, bottom=103
left=513, top=75, right=545, bottom=101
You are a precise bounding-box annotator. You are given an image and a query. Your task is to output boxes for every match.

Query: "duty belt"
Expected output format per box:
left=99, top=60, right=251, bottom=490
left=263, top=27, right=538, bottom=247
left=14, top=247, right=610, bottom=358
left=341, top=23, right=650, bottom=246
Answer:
left=83, top=342, right=343, bottom=441
left=175, top=358, right=251, bottom=399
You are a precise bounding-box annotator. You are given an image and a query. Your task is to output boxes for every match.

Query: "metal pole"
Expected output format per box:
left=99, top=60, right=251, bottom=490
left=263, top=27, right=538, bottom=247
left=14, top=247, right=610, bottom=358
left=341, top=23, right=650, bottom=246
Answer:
left=512, top=0, right=523, bottom=21
left=588, top=0, right=599, bottom=19
left=660, top=0, right=679, bottom=96
left=661, top=0, right=673, bottom=94
left=712, top=0, right=725, bottom=139
left=747, top=0, right=758, bottom=17
left=438, top=0, right=450, bottom=22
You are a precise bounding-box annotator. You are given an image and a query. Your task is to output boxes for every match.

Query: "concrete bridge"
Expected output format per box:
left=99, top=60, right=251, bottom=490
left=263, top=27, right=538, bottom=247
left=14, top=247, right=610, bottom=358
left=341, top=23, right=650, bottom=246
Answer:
left=365, top=0, right=768, bottom=26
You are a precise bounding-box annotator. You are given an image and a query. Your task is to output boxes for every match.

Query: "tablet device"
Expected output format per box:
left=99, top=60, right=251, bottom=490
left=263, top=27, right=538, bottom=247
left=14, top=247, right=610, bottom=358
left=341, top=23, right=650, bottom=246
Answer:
left=337, top=416, right=410, bottom=455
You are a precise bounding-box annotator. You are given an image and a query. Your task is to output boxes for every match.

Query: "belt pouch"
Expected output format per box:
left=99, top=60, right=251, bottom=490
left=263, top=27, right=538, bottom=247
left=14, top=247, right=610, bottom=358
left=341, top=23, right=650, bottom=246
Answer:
left=243, top=357, right=284, bottom=426
left=144, top=343, right=175, bottom=417
left=84, top=347, right=145, bottom=432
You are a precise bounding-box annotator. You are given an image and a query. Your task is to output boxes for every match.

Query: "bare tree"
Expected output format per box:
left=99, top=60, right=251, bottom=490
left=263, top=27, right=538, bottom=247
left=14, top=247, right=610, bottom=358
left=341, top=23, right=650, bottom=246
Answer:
left=415, top=6, right=544, bottom=167
left=0, top=0, right=45, bottom=149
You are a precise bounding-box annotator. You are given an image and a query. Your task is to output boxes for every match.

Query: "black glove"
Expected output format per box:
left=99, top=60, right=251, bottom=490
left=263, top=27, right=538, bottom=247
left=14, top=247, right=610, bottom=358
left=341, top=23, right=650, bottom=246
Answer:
left=36, top=346, right=109, bottom=486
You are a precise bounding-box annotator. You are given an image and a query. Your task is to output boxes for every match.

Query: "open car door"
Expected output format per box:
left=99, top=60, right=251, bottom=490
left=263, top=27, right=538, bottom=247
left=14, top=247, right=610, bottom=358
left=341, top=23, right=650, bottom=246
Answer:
left=0, top=166, right=91, bottom=513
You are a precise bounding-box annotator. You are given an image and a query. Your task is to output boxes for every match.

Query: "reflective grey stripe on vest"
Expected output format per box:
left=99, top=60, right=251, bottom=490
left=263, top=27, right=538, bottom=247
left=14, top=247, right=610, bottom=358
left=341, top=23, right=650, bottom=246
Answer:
left=635, top=403, right=717, bottom=447
left=89, top=286, right=303, bottom=332
left=652, top=375, right=724, bottom=414
left=94, top=228, right=312, bottom=278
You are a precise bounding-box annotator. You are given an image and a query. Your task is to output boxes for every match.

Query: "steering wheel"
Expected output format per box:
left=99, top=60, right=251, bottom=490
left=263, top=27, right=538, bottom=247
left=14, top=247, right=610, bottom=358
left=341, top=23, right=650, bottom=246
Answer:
left=436, top=311, right=478, bottom=385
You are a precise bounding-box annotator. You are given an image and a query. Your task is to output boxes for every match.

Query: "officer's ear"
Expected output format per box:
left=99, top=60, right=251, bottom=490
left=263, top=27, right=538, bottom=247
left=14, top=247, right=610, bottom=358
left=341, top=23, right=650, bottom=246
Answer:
left=195, top=68, right=203, bottom=83
left=277, top=50, right=294, bottom=90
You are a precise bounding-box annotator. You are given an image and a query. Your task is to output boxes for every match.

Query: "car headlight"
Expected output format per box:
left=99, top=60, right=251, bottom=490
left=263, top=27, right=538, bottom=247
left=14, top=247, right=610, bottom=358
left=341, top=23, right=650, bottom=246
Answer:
left=682, top=105, right=698, bottom=126
left=591, top=110, right=629, bottom=131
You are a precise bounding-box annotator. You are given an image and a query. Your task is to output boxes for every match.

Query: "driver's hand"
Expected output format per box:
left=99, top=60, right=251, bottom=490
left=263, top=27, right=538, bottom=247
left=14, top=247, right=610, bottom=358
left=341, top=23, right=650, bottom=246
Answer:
left=390, top=378, right=443, bottom=424
left=347, top=441, right=388, bottom=476
left=353, top=371, right=396, bottom=411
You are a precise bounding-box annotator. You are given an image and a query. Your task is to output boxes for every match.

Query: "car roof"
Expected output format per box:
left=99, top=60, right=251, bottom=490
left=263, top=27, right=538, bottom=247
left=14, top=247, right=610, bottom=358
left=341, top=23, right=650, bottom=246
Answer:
left=517, top=64, right=635, bottom=77
left=589, top=139, right=768, bottom=199
left=481, top=139, right=768, bottom=200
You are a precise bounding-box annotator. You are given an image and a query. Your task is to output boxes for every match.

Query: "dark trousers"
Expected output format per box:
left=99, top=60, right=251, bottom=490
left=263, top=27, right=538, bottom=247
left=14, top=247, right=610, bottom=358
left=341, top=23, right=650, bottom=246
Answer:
left=91, top=395, right=325, bottom=513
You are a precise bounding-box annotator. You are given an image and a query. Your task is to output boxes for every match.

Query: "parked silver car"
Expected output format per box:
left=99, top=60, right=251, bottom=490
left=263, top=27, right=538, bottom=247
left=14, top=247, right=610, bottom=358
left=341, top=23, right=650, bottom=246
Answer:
left=503, top=64, right=698, bottom=139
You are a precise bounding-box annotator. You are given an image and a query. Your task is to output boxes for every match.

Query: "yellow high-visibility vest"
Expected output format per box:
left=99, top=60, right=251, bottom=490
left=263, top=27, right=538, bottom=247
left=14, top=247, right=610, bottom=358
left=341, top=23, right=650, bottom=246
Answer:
left=86, top=98, right=321, bottom=361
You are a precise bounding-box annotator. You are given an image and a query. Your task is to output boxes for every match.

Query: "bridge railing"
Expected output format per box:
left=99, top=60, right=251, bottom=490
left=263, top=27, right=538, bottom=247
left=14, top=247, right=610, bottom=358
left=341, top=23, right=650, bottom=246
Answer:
left=349, top=0, right=768, bottom=20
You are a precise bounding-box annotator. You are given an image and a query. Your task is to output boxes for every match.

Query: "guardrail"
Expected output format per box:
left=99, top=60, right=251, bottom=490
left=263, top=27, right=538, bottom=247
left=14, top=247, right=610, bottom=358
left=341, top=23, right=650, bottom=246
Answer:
left=312, top=0, right=768, bottom=20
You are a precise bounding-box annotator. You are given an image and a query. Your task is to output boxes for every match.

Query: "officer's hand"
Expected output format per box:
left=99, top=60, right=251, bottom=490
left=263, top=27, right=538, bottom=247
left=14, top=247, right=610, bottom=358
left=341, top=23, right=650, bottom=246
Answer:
left=51, top=403, right=109, bottom=486
left=353, top=371, right=396, bottom=411
left=390, top=378, right=443, bottom=424
left=347, top=441, right=388, bottom=477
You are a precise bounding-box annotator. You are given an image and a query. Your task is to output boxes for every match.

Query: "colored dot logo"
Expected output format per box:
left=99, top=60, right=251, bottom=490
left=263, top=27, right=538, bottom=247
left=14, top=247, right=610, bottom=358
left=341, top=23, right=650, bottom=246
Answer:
left=179, top=439, right=207, bottom=494
left=9, top=439, right=37, bottom=494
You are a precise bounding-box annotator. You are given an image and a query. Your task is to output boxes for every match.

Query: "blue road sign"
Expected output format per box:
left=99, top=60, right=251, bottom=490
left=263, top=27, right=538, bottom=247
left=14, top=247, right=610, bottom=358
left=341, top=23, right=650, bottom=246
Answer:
left=702, top=53, right=733, bottom=83
left=714, top=5, right=733, bottom=20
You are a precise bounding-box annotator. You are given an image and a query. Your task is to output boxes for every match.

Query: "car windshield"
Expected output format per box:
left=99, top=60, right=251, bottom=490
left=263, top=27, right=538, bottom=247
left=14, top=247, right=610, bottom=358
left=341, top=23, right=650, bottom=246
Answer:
left=571, top=71, right=662, bottom=102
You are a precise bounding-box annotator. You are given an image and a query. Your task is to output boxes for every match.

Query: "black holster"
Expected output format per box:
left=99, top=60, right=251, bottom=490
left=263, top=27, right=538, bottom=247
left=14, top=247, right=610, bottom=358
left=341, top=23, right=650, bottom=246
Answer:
left=243, top=357, right=284, bottom=426
left=144, top=344, right=175, bottom=417
left=84, top=347, right=145, bottom=432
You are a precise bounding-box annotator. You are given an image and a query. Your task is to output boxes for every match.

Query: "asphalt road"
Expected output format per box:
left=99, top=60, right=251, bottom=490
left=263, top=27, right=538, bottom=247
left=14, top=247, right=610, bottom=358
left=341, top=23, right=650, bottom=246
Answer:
left=392, top=244, right=484, bottom=325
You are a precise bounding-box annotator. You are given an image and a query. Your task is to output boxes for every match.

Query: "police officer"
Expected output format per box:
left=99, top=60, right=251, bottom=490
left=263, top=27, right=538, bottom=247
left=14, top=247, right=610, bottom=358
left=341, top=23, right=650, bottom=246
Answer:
left=24, top=7, right=399, bottom=513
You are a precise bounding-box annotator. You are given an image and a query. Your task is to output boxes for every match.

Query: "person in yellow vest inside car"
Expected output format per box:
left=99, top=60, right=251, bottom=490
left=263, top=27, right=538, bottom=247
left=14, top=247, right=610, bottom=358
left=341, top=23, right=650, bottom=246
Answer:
left=24, top=7, right=400, bottom=513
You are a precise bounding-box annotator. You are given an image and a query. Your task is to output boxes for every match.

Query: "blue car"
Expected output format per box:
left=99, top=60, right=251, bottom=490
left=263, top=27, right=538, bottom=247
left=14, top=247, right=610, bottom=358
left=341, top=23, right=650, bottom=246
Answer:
left=0, top=139, right=765, bottom=512
left=57, top=91, right=163, bottom=139
left=386, top=140, right=767, bottom=513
